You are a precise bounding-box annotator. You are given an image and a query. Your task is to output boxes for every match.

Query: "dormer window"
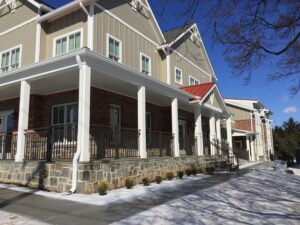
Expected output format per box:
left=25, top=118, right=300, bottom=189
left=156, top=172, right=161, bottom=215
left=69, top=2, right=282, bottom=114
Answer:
left=140, top=53, right=151, bottom=76
left=54, top=30, right=82, bottom=56
left=107, top=35, right=122, bottom=62
left=0, top=46, right=21, bottom=73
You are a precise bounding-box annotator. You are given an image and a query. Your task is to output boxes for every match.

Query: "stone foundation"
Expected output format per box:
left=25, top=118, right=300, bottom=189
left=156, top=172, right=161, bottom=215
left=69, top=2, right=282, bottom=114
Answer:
left=0, top=156, right=216, bottom=194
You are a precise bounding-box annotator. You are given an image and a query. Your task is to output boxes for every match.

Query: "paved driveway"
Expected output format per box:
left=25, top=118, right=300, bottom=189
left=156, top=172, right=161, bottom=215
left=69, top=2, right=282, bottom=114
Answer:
left=0, top=162, right=300, bottom=225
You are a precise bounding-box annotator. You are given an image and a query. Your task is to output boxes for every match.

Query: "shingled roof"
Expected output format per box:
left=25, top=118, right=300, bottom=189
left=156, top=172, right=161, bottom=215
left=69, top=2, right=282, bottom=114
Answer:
left=162, top=23, right=194, bottom=43
left=180, top=82, right=215, bottom=100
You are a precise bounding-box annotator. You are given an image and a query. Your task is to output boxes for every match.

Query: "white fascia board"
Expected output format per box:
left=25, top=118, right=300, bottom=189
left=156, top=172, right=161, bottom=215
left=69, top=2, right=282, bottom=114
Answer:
left=37, top=0, right=90, bottom=23
left=225, top=99, right=256, bottom=111
left=144, top=0, right=166, bottom=43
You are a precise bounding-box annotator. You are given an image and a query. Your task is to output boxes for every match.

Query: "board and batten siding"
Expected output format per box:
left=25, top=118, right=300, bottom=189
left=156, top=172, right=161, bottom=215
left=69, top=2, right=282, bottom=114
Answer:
left=97, top=0, right=160, bottom=44
left=94, top=7, right=166, bottom=82
left=40, top=10, right=88, bottom=60
left=170, top=51, right=211, bottom=87
left=0, top=21, right=36, bottom=67
left=0, top=0, right=38, bottom=34
left=227, top=105, right=251, bottom=121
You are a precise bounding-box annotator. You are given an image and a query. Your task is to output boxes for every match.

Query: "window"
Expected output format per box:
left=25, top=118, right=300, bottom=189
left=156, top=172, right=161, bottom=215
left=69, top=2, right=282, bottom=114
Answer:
left=140, top=53, right=151, bottom=75
left=107, top=35, right=121, bottom=62
left=0, top=46, right=21, bottom=73
left=189, top=76, right=199, bottom=86
left=54, top=30, right=82, bottom=56
left=52, top=103, right=78, bottom=142
left=175, top=67, right=183, bottom=85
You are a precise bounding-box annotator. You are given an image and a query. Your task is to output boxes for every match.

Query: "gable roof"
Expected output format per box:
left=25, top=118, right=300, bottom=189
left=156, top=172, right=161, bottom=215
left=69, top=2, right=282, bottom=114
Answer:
left=181, top=82, right=230, bottom=115
left=163, top=23, right=194, bottom=43
left=180, top=82, right=215, bottom=100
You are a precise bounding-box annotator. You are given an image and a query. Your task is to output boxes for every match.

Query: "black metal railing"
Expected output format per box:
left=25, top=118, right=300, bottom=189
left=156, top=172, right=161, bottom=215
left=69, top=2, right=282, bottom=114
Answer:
left=25, top=123, right=78, bottom=161
left=90, top=125, right=139, bottom=159
left=146, top=130, right=173, bottom=157
left=0, top=132, right=17, bottom=160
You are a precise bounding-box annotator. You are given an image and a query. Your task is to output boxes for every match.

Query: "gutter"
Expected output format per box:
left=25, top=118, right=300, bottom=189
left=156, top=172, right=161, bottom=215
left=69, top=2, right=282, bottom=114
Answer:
left=37, top=0, right=90, bottom=23
left=68, top=54, right=84, bottom=194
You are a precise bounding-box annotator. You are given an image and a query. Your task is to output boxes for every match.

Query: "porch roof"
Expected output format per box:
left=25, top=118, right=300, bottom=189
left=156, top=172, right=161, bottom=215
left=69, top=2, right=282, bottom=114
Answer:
left=180, top=82, right=215, bottom=100
left=232, top=128, right=257, bottom=137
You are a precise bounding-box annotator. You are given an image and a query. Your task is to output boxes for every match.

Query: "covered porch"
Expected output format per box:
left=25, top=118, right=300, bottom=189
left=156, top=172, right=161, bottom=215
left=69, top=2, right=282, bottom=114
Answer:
left=0, top=49, right=233, bottom=164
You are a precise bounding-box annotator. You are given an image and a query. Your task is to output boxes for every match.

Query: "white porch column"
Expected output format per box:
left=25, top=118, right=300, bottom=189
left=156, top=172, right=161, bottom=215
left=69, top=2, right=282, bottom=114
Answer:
left=172, top=98, right=180, bottom=157
left=216, top=116, right=221, bottom=141
left=209, top=113, right=216, bottom=155
left=78, top=64, right=91, bottom=162
left=15, top=81, right=31, bottom=162
left=194, top=105, right=203, bottom=156
left=138, top=86, right=147, bottom=158
left=250, top=136, right=255, bottom=161
left=246, top=135, right=251, bottom=161
left=226, top=116, right=233, bottom=149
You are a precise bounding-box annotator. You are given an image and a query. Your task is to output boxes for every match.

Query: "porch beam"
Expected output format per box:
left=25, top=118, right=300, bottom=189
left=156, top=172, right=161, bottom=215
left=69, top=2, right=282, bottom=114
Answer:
left=15, top=81, right=31, bottom=162
left=78, top=64, right=91, bottom=162
left=138, top=86, right=147, bottom=158
left=172, top=98, right=180, bottom=157
left=209, top=113, right=216, bottom=155
left=194, top=105, right=204, bottom=156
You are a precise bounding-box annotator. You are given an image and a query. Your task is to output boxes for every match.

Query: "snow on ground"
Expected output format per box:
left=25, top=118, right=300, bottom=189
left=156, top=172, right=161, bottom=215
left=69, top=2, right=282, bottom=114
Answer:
left=0, top=161, right=258, bottom=207
left=0, top=211, right=49, bottom=225
left=110, top=164, right=300, bottom=225
left=288, top=164, right=300, bottom=176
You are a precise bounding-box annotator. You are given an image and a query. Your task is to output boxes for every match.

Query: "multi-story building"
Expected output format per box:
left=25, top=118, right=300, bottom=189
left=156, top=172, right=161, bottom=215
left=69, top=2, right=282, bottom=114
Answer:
left=225, top=98, right=274, bottom=162
left=0, top=0, right=272, bottom=193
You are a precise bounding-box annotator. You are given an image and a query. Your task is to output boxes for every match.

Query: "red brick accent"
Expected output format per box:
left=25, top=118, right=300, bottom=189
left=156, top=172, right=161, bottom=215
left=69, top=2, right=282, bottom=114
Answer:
left=234, top=119, right=252, bottom=132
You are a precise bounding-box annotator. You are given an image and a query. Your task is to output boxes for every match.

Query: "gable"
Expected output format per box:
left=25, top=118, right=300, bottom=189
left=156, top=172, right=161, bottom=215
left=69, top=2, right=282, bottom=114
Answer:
left=0, top=0, right=38, bottom=34
left=97, top=0, right=163, bottom=44
left=171, top=31, right=214, bottom=76
left=226, top=104, right=251, bottom=121
left=202, top=87, right=229, bottom=115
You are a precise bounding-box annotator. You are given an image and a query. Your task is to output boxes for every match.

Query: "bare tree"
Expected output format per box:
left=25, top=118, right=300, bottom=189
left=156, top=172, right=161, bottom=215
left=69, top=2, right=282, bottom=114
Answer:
left=158, top=0, right=300, bottom=95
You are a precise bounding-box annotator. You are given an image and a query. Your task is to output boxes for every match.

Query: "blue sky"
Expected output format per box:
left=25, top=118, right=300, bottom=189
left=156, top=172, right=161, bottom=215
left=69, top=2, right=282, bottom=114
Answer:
left=42, top=0, right=300, bottom=126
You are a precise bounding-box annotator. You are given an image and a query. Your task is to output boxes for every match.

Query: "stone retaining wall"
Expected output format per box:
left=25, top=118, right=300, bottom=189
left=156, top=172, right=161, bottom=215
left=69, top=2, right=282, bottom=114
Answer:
left=0, top=156, right=216, bottom=194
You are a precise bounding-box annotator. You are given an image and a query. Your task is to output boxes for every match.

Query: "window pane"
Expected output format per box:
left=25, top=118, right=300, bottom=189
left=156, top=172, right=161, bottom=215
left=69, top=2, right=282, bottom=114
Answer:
left=61, top=37, right=67, bottom=53
left=109, top=38, right=114, bottom=55
left=75, top=32, right=81, bottom=49
left=69, top=34, right=75, bottom=51
left=115, top=41, right=119, bottom=58
left=56, top=39, right=62, bottom=55
left=1, top=52, right=9, bottom=72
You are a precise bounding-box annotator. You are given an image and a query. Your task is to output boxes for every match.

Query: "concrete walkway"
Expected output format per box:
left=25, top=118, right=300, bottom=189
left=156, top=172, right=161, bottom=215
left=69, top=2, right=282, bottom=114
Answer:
left=0, top=162, right=300, bottom=225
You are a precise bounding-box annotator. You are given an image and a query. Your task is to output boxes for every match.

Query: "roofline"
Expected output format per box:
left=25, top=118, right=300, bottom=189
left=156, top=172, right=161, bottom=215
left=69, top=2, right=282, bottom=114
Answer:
left=143, top=0, right=166, bottom=44
left=37, top=0, right=90, bottom=23
left=26, top=0, right=53, bottom=12
left=224, top=100, right=255, bottom=111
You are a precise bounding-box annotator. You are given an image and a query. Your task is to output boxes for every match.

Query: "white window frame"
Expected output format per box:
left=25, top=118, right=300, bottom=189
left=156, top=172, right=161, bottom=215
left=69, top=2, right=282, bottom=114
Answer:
left=106, top=34, right=122, bottom=63
left=52, top=28, right=83, bottom=57
left=174, top=67, right=183, bottom=85
left=51, top=102, right=78, bottom=146
left=0, top=44, right=22, bottom=73
left=189, top=75, right=200, bottom=86
left=140, top=52, right=151, bottom=76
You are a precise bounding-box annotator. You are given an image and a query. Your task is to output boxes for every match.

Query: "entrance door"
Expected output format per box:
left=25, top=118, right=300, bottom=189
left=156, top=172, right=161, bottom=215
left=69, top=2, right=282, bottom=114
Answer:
left=0, top=111, right=14, bottom=159
left=179, top=119, right=186, bottom=154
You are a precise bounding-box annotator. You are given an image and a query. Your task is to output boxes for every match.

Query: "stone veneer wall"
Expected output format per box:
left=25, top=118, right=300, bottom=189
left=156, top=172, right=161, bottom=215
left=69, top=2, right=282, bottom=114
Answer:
left=0, top=156, right=216, bottom=194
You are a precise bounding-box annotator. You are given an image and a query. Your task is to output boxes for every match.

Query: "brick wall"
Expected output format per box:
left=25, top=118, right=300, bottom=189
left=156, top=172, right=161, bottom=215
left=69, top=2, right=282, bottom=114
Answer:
left=234, top=119, right=252, bottom=131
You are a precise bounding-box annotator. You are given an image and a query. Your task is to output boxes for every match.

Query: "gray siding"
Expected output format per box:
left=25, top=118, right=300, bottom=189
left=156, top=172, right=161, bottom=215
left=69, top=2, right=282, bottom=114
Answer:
left=0, top=0, right=37, bottom=34
left=94, top=7, right=166, bottom=82
left=40, top=10, right=88, bottom=60
left=0, top=21, right=36, bottom=66
left=170, top=50, right=211, bottom=87
left=97, top=0, right=160, bottom=43
left=227, top=105, right=251, bottom=120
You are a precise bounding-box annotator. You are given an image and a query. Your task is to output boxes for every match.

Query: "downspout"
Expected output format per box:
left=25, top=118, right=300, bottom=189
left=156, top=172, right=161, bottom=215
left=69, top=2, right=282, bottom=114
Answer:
left=68, top=54, right=84, bottom=194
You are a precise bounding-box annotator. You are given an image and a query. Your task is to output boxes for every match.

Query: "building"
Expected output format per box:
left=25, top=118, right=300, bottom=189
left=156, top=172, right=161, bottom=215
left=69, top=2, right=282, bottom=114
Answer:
left=225, top=98, right=274, bottom=163
left=0, top=0, right=272, bottom=193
